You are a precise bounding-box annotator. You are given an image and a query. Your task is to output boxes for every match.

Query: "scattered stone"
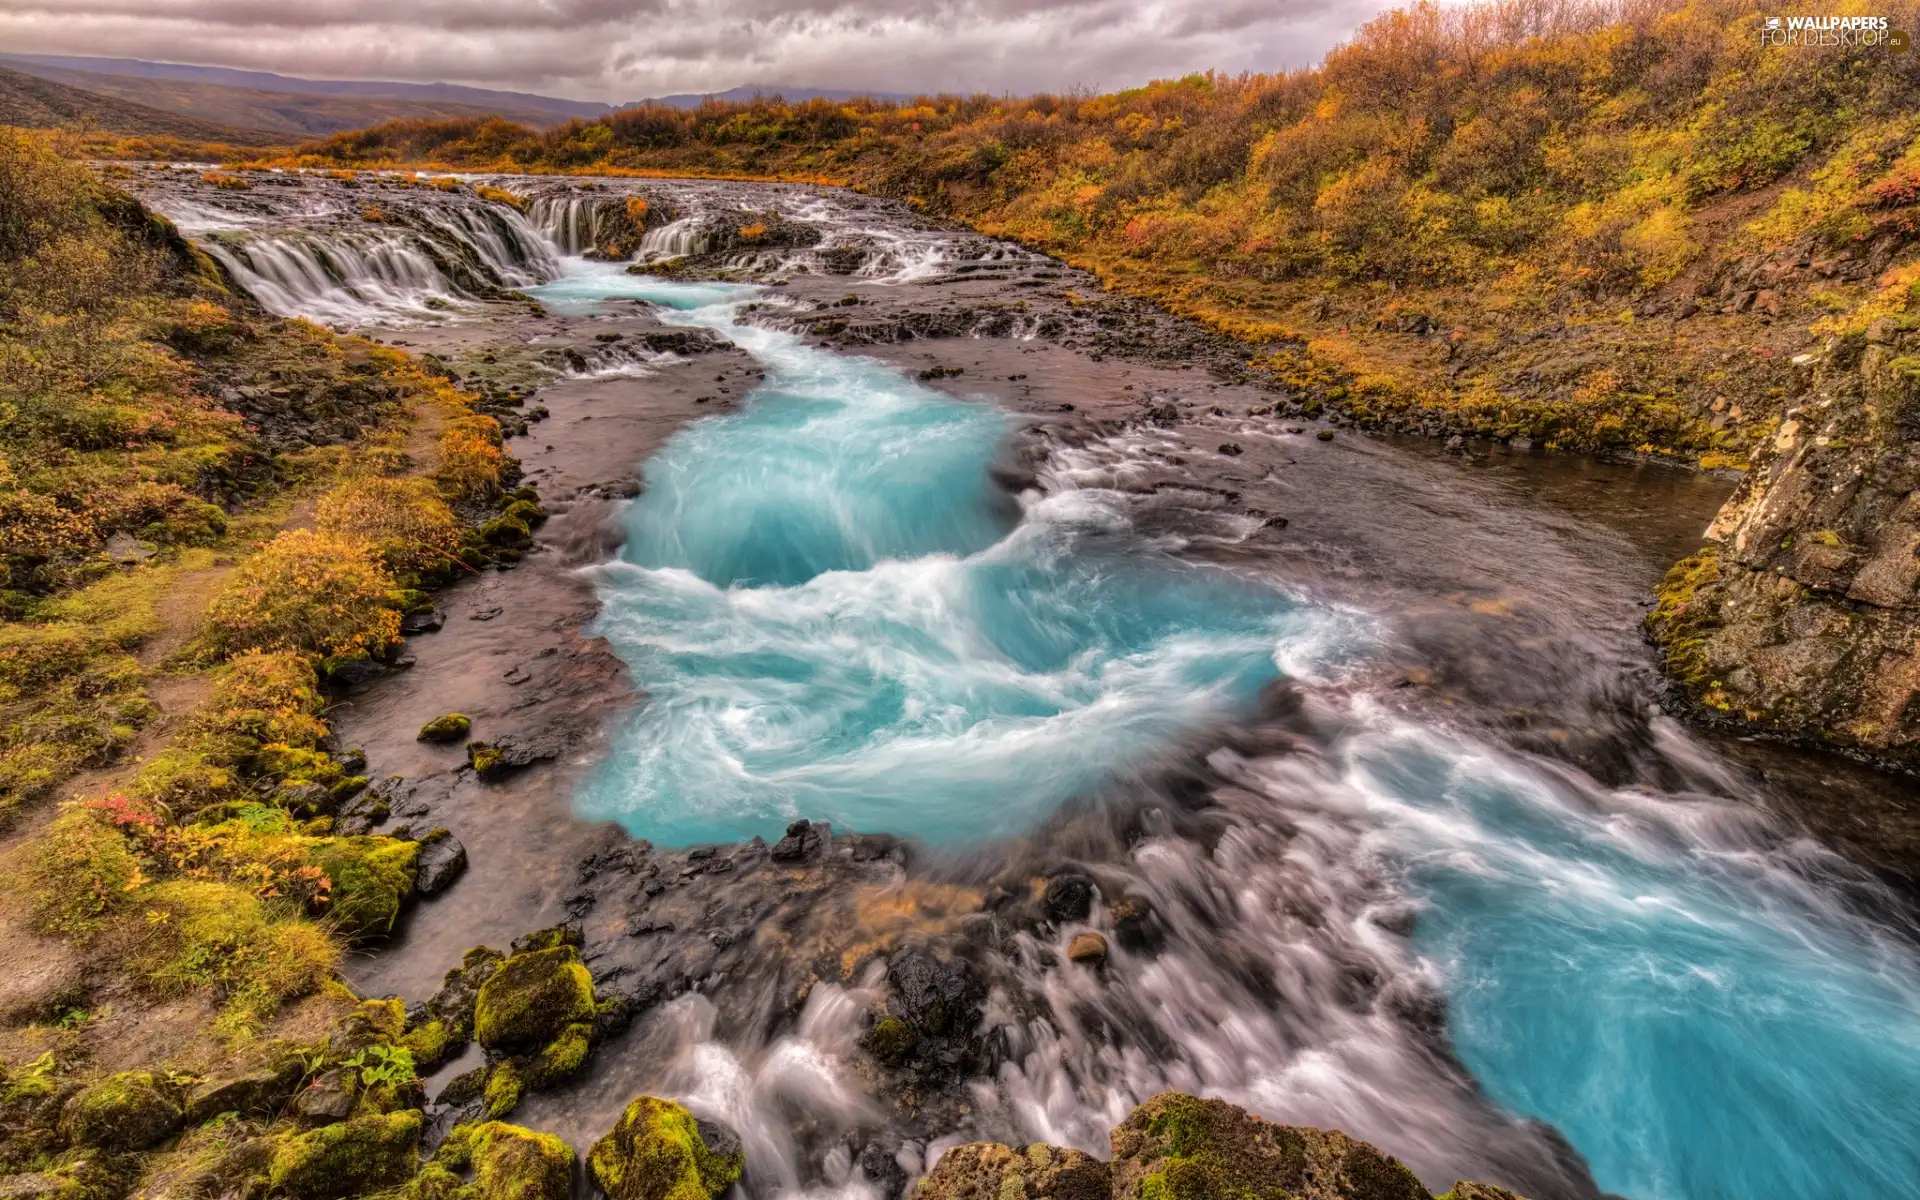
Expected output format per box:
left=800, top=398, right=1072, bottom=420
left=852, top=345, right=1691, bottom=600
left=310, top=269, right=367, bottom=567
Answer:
left=287, top=1069, right=356, bottom=1124
left=414, top=829, right=469, bottom=896
left=1042, top=873, right=1095, bottom=923
left=769, top=819, right=824, bottom=862
left=470, top=606, right=504, bottom=621
left=886, top=949, right=978, bottom=1038
left=183, top=1055, right=305, bottom=1123
left=418, top=713, right=471, bottom=743
left=467, top=731, right=570, bottom=780
left=401, top=608, right=445, bottom=634
left=1316, top=429, right=1336, bottom=441
left=1066, top=932, right=1109, bottom=966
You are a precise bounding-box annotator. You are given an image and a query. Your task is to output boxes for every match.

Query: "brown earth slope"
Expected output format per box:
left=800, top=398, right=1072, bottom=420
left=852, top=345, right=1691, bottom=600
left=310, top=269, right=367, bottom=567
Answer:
left=0, top=66, right=278, bottom=146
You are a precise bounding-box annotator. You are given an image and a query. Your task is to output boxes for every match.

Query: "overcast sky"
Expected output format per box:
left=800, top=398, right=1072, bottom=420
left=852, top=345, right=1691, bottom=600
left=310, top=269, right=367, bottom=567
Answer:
left=0, top=0, right=1396, bottom=102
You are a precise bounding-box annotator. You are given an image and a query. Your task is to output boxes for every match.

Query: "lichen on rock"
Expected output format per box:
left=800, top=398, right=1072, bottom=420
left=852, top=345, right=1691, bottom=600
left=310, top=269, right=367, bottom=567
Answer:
left=473, top=945, right=595, bottom=1053
left=58, top=1072, right=182, bottom=1153
left=418, top=714, right=472, bottom=743
left=586, top=1096, right=743, bottom=1200
left=435, top=1120, right=574, bottom=1200
left=267, top=1110, right=424, bottom=1200
left=918, top=1142, right=1110, bottom=1200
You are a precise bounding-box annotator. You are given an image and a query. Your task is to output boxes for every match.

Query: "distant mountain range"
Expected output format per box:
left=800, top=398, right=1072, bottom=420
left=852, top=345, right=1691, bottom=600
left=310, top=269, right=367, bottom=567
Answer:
left=0, top=64, right=280, bottom=145
left=643, top=86, right=918, bottom=109
left=0, top=54, right=921, bottom=143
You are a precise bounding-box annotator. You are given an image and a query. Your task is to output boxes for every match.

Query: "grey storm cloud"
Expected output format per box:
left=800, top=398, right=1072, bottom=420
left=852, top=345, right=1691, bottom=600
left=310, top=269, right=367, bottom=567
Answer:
left=0, top=0, right=1395, bottom=102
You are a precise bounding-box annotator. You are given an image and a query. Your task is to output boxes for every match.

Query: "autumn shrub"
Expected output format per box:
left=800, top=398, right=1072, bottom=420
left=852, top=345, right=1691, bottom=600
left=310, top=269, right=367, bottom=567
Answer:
left=317, top=476, right=464, bottom=577
left=436, top=414, right=509, bottom=500
left=204, top=529, right=401, bottom=660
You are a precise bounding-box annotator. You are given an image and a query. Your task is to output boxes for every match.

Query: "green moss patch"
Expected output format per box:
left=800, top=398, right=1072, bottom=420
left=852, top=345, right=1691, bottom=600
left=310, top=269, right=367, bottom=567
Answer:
left=588, top=1096, right=743, bottom=1200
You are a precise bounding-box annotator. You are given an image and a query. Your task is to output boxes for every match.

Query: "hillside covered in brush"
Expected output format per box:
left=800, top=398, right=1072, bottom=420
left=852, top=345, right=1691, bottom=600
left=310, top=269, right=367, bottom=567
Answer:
left=277, top=0, right=1920, bottom=462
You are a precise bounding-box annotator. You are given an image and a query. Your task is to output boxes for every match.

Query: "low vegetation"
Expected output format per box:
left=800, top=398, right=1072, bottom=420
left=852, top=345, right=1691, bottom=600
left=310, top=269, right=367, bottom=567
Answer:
left=268, top=0, right=1920, bottom=458
left=0, top=123, right=534, bottom=1118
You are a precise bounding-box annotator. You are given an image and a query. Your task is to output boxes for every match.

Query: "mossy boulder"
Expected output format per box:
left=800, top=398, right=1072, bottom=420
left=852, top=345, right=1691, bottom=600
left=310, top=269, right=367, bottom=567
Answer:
left=267, top=1110, right=424, bottom=1200
left=861, top=1016, right=916, bottom=1065
left=1108, top=1093, right=1427, bottom=1200
left=586, top=1097, right=743, bottom=1200
left=482, top=1061, right=524, bottom=1120
left=525, top=1022, right=592, bottom=1089
left=309, top=836, right=420, bottom=937
left=59, top=1071, right=182, bottom=1152
left=477, top=516, right=532, bottom=550
left=443, top=1121, right=575, bottom=1200
left=418, top=714, right=472, bottom=743
left=918, top=1142, right=1110, bottom=1200
left=473, top=946, right=594, bottom=1053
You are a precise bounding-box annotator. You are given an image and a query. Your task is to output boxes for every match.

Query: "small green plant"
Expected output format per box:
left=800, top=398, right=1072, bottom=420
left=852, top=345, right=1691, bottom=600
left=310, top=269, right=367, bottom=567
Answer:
left=342, top=1043, right=416, bottom=1088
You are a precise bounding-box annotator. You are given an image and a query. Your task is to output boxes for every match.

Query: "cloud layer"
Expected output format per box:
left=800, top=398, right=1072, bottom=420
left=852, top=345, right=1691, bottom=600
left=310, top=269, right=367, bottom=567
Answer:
left=0, top=0, right=1392, bottom=103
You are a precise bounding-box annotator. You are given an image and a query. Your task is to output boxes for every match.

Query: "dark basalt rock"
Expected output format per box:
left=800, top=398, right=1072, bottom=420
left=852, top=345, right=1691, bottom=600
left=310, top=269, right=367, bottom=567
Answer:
left=414, top=829, right=469, bottom=896
left=885, top=949, right=979, bottom=1038
left=1042, top=874, right=1096, bottom=924
left=769, top=819, right=824, bottom=862
left=468, top=729, right=573, bottom=780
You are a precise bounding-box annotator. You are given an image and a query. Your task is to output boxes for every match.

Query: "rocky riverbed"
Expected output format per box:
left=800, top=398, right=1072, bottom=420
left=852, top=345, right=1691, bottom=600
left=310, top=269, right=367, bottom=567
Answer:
left=122, top=166, right=1920, bottom=1200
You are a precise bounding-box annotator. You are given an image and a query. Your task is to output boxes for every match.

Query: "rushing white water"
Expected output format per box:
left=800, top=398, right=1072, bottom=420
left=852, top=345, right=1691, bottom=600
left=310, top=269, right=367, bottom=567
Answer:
left=530, top=261, right=1920, bottom=1200
left=139, top=171, right=1920, bottom=1200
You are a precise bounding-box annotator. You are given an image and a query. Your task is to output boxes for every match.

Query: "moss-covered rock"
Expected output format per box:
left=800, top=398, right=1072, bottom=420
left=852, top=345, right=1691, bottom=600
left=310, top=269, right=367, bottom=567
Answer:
left=267, top=1110, right=423, bottom=1200
left=861, top=1016, right=916, bottom=1066
left=58, top=1071, right=182, bottom=1153
left=918, top=1142, right=1110, bottom=1200
left=1109, top=1093, right=1427, bottom=1200
left=444, top=1121, right=575, bottom=1200
left=309, top=836, right=420, bottom=937
left=1438, top=1185, right=1523, bottom=1200
left=473, top=947, right=594, bottom=1053
left=418, top=714, right=472, bottom=743
left=586, top=1097, right=743, bottom=1200
left=482, top=1061, right=524, bottom=1120
left=525, top=1022, right=592, bottom=1089
left=131, top=1115, right=273, bottom=1200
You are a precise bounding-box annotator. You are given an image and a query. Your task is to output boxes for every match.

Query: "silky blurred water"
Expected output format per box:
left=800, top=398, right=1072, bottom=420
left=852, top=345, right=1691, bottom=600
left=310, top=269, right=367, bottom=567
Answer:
left=541, top=264, right=1333, bottom=845
left=527, top=260, right=1920, bottom=1200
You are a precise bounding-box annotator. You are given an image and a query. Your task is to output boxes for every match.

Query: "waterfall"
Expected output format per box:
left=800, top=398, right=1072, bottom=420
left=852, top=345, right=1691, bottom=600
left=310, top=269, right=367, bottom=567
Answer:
left=636, top=217, right=712, bottom=262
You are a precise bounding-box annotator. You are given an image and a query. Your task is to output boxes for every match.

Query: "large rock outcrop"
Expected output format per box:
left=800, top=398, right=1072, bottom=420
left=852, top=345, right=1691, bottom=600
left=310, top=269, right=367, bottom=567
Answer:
left=1649, top=315, right=1920, bottom=766
left=916, top=1093, right=1522, bottom=1200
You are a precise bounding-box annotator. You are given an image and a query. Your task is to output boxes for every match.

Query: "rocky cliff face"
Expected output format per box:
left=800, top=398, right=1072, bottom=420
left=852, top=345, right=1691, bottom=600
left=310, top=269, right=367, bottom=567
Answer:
left=1649, top=314, right=1920, bottom=767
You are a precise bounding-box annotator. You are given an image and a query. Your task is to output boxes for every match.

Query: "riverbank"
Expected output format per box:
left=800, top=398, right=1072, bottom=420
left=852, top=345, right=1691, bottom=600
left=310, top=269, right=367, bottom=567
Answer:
left=18, top=164, right=1920, bottom=1200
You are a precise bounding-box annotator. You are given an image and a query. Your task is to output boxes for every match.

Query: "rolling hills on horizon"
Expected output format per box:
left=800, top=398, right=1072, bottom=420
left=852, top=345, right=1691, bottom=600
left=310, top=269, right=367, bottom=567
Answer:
left=0, top=64, right=277, bottom=146
left=0, top=54, right=923, bottom=138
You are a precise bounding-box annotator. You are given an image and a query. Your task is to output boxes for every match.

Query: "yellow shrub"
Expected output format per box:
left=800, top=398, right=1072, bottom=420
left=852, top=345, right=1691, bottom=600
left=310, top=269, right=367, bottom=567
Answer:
left=436, top=415, right=507, bottom=500
left=1620, top=205, right=1699, bottom=289
left=204, top=529, right=400, bottom=660
left=317, top=476, right=462, bottom=575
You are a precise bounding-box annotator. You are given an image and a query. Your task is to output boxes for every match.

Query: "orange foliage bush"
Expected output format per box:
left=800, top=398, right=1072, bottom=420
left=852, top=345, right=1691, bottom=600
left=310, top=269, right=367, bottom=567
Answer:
left=436, top=414, right=508, bottom=499
left=204, top=529, right=400, bottom=660
left=317, top=475, right=463, bottom=575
